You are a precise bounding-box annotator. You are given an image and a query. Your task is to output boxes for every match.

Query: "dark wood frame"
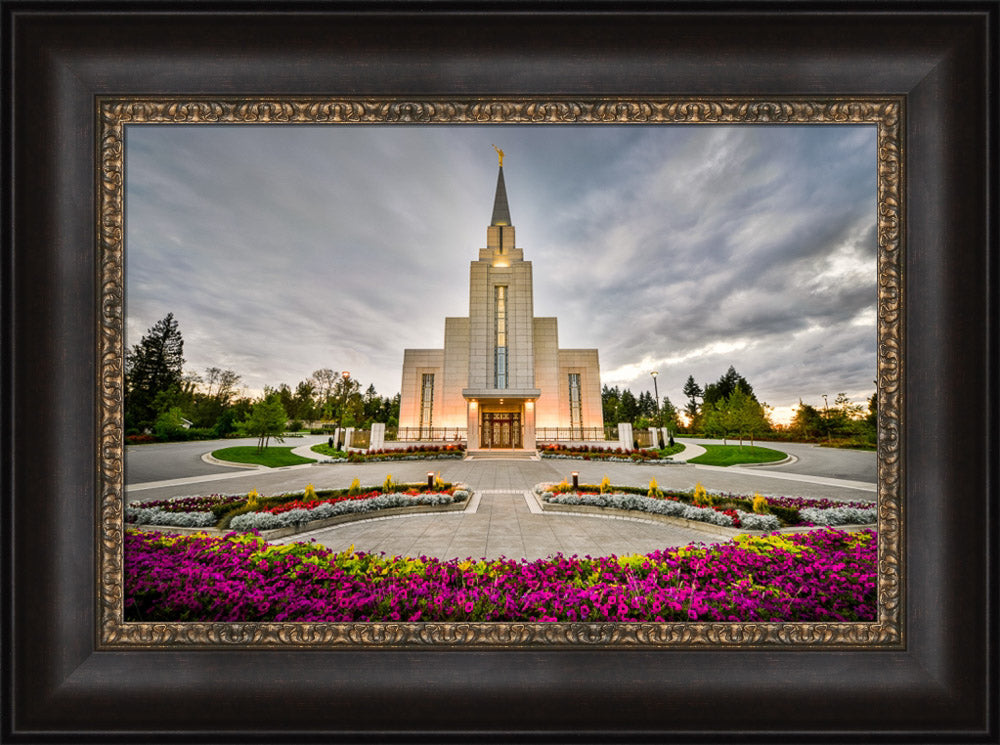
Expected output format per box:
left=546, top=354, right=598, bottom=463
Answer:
left=3, top=3, right=996, bottom=741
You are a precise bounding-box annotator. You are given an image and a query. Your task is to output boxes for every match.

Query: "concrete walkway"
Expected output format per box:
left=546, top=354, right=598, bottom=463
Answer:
left=273, top=489, right=731, bottom=560
left=667, top=439, right=707, bottom=462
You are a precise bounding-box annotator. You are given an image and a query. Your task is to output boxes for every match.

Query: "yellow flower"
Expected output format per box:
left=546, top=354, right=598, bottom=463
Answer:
left=692, top=482, right=712, bottom=506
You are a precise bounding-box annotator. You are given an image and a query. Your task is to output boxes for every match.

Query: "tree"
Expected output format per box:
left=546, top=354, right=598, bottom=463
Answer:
left=602, top=385, right=622, bottom=425
left=822, top=392, right=866, bottom=439
left=191, top=367, right=241, bottom=428
left=660, top=396, right=681, bottom=432
left=637, top=391, right=657, bottom=420
left=125, top=313, right=185, bottom=431
left=790, top=400, right=824, bottom=439
left=682, top=375, right=703, bottom=426
left=729, top=388, right=770, bottom=446
left=153, top=406, right=189, bottom=440
left=701, top=399, right=730, bottom=442
left=240, top=390, right=288, bottom=452
left=619, top=389, right=640, bottom=424
left=331, top=374, right=362, bottom=425
left=702, top=365, right=755, bottom=408
left=292, top=380, right=317, bottom=421
left=311, top=368, right=338, bottom=416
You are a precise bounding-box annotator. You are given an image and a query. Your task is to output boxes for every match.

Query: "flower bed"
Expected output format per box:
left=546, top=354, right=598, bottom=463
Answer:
left=124, top=528, right=877, bottom=622
left=538, top=444, right=675, bottom=463
left=126, top=481, right=470, bottom=532
left=311, top=444, right=466, bottom=463
left=228, top=492, right=459, bottom=531
left=543, top=491, right=782, bottom=530
left=535, top=482, right=876, bottom=530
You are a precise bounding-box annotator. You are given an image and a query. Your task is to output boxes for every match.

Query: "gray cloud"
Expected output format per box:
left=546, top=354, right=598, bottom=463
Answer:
left=125, top=124, right=877, bottom=420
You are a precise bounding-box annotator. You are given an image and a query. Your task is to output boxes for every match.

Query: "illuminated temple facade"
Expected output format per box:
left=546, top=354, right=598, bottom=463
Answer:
left=398, top=156, right=603, bottom=452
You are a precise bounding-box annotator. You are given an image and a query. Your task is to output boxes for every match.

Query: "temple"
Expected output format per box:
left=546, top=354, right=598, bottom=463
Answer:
left=398, top=155, right=603, bottom=453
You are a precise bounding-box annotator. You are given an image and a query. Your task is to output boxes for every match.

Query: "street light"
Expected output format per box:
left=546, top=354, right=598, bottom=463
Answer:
left=338, top=371, right=351, bottom=448
left=821, top=393, right=831, bottom=444
left=650, top=371, right=661, bottom=444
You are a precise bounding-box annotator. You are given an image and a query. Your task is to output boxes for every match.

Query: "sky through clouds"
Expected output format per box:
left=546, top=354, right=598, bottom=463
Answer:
left=125, top=124, right=878, bottom=423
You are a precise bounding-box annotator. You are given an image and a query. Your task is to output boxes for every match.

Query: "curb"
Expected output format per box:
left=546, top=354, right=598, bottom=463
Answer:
left=200, top=451, right=266, bottom=470
left=737, top=453, right=798, bottom=468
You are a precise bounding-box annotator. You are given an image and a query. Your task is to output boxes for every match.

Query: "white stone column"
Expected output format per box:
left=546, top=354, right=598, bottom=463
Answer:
left=467, top=401, right=479, bottom=450
left=661, top=427, right=671, bottom=446
left=649, top=427, right=661, bottom=449
left=332, top=428, right=341, bottom=449
left=344, top=427, right=355, bottom=450
left=370, top=422, right=385, bottom=451
left=618, top=422, right=633, bottom=451
left=524, top=401, right=536, bottom=451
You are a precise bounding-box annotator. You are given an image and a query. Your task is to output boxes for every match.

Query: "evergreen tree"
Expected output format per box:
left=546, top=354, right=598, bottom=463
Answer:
left=682, top=375, right=703, bottom=422
left=660, top=396, right=681, bottom=431
left=619, top=389, right=640, bottom=423
left=125, top=313, right=185, bottom=431
left=702, top=365, right=755, bottom=407
left=601, top=385, right=622, bottom=425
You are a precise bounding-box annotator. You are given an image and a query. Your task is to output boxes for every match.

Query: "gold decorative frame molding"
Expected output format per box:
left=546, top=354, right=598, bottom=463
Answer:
left=98, top=96, right=903, bottom=648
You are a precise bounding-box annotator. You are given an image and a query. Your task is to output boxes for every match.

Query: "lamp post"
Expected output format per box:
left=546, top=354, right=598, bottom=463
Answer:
left=650, top=369, right=661, bottom=425
left=821, top=393, right=831, bottom=444
left=339, top=371, right=351, bottom=448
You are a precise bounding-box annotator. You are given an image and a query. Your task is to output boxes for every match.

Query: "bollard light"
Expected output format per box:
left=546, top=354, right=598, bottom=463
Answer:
left=427, top=472, right=435, bottom=488
left=571, top=471, right=579, bottom=489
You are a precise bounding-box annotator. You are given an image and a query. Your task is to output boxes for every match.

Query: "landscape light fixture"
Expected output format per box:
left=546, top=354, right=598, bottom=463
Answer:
left=427, top=472, right=435, bottom=488
left=571, top=471, right=579, bottom=489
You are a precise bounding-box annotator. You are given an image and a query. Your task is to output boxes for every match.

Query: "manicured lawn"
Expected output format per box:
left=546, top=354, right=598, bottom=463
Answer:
left=211, top=446, right=315, bottom=467
left=687, top=444, right=787, bottom=467
left=657, top=443, right=685, bottom=458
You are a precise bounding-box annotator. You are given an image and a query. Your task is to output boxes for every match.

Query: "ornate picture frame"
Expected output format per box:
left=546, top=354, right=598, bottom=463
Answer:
left=100, top=96, right=902, bottom=649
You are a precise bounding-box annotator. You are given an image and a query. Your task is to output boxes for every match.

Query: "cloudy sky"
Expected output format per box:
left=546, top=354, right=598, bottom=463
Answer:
left=125, top=123, right=877, bottom=423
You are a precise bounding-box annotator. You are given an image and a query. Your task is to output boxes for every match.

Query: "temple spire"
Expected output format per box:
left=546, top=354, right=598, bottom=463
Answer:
left=490, top=159, right=512, bottom=227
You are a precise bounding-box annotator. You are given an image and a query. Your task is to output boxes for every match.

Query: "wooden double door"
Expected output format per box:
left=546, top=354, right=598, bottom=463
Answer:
left=481, top=412, right=522, bottom=449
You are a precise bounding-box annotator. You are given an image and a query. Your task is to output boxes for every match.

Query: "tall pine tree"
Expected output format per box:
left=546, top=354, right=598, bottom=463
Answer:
left=125, top=313, right=185, bottom=431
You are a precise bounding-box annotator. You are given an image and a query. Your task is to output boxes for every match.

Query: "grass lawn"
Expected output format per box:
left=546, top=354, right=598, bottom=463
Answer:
left=687, top=444, right=787, bottom=467
left=657, top=443, right=686, bottom=458
left=309, top=444, right=350, bottom=458
left=211, top=446, right=316, bottom=468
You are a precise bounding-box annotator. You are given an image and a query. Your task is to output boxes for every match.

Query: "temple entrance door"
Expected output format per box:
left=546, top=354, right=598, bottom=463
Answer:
left=481, top=412, right=522, bottom=449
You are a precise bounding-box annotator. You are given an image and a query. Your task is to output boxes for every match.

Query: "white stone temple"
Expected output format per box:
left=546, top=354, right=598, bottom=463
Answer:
left=398, top=151, right=603, bottom=453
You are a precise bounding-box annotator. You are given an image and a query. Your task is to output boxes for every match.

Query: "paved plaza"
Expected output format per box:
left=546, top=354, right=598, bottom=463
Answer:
left=270, top=489, right=730, bottom=560
left=126, top=438, right=877, bottom=561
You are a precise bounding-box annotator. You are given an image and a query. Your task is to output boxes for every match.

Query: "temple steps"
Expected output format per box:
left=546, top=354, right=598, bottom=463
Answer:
left=464, top=450, right=539, bottom=461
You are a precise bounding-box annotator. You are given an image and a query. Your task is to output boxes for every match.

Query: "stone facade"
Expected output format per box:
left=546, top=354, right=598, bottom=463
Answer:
left=399, top=163, right=603, bottom=451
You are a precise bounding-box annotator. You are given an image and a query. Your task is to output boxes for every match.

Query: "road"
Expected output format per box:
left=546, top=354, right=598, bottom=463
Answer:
left=125, top=434, right=330, bottom=484
left=680, top=437, right=877, bottom=482
left=125, top=437, right=877, bottom=506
